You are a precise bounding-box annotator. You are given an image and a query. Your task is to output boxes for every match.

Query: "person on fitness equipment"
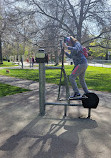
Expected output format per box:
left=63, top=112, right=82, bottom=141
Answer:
left=63, top=36, right=89, bottom=99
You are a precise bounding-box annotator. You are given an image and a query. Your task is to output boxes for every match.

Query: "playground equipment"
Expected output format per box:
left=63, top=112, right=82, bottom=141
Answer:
left=37, top=42, right=99, bottom=119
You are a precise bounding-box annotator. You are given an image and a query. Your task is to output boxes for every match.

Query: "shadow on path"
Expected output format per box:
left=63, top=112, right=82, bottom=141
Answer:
left=0, top=116, right=98, bottom=158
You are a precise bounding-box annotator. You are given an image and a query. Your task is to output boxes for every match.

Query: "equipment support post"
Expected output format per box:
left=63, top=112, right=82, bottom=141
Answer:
left=39, top=62, right=45, bottom=116
left=88, top=108, right=91, bottom=118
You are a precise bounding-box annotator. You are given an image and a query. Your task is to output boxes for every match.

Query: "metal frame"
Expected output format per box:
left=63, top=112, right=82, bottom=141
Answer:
left=39, top=41, right=91, bottom=118
left=39, top=63, right=84, bottom=117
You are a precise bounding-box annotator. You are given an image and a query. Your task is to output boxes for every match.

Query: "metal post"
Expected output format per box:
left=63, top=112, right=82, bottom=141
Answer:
left=39, top=63, right=45, bottom=116
left=63, top=69, right=70, bottom=117
left=57, top=40, right=64, bottom=100
left=88, top=108, right=91, bottom=118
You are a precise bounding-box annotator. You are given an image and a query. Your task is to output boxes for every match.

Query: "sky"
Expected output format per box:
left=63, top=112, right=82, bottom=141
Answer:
left=108, top=0, right=111, bottom=5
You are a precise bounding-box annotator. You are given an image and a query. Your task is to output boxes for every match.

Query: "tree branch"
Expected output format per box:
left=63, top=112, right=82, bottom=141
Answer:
left=32, top=0, right=74, bottom=35
left=88, top=45, right=111, bottom=49
left=82, top=29, right=111, bottom=45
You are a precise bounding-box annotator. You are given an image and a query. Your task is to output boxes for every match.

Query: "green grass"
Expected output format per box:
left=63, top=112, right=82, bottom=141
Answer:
left=85, top=66, right=111, bottom=92
left=0, top=61, right=16, bottom=67
left=0, top=65, right=111, bottom=92
left=104, top=63, right=111, bottom=65
left=0, top=69, right=39, bottom=81
left=0, top=82, right=30, bottom=97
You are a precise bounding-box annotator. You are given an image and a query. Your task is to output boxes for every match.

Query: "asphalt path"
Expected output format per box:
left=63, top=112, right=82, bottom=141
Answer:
left=0, top=73, right=111, bottom=158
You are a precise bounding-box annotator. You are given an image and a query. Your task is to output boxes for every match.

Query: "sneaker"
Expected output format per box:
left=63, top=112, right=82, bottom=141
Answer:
left=69, top=92, right=81, bottom=99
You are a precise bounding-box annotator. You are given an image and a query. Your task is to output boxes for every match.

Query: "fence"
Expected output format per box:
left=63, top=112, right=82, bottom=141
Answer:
left=88, top=59, right=111, bottom=68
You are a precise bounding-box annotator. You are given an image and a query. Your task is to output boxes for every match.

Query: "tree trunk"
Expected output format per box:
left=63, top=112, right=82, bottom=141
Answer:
left=0, top=34, right=3, bottom=64
left=54, top=50, right=59, bottom=66
left=105, top=52, right=109, bottom=60
left=77, top=26, right=82, bottom=43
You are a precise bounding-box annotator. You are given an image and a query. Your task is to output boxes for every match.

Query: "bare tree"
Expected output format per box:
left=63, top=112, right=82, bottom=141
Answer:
left=0, top=0, right=6, bottom=64
left=2, top=0, right=111, bottom=62
left=18, top=0, right=110, bottom=42
left=2, top=1, right=41, bottom=65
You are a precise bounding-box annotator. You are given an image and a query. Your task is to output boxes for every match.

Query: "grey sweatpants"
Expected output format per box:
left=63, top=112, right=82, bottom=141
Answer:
left=69, top=64, right=89, bottom=94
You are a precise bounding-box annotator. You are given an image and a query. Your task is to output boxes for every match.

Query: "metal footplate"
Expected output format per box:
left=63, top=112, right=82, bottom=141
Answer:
left=69, top=95, right=88, bottom=100
left=58, top=93, right=99, bottom=109
left=58, top=95, right=88, bottom=101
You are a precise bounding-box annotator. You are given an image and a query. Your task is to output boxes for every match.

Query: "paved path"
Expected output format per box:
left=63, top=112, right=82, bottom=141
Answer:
left=0, top=75, right=111, bottom=158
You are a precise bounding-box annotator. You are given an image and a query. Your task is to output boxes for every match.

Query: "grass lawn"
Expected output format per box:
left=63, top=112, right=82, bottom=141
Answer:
left=0, top=65, right=111, bottom=92
left=0, top=82, right=30, bottom=97
left=0, top=61, right=17, bottom=67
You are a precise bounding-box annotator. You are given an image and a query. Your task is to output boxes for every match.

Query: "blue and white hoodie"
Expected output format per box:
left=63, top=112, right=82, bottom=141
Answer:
left=65, top=41, right=87, bottom=66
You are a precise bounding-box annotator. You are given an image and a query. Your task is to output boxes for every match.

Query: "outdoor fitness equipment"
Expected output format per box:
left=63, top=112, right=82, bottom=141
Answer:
left=37, top=42, right=99, bottom=119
